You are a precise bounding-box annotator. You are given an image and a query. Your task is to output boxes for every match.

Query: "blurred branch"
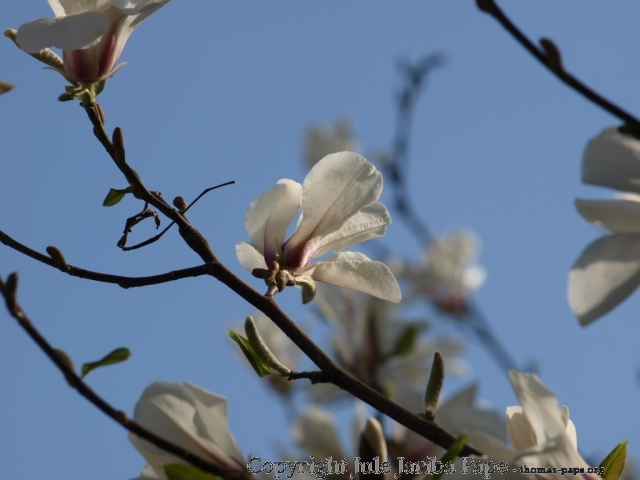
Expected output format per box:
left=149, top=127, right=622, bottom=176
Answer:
left=388, top=55, right=519, bottom=377
left=82, top=102, right=482, bottom=457
left=387, top=52, right=446, bottom=244
left=0, top=229, right=210, bottom=288
left=476, top=0, right=640, bottom=135
left=0, top=272, right=249, bottom=480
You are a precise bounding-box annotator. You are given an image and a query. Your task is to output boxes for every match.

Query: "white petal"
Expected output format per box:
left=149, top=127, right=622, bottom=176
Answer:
left=568, top=233, right=640, bottom=325
left=509, top=372, right=566, bottom=444
left=184, top=383, right=244, bottom=469
left=243, top=179, right=302, bottom=261
left=130, top=382, right=242, bottom=472
left=105, top=0, right=171, bottom=66
left=131, top=382, right=217, bottom=464
left=506, top=406, right=538, bottom=450
left=311, top=202, right=391, bottom=258
left=292, top=406, right=344, bottom=460
left=285, top=152, right=382, bottom=266
left=54, top=0, right=125, bottom=16
left=560, top=406, right=578, bottom=451
left=235, top=242, right=268, bottom=272
left=575, top=197, right=640, bottom=233
left=311, top=252, right=401, bottom=302
left=583, top=126, right=640, bottom=194
left=16, top=12, right=110, bottom=53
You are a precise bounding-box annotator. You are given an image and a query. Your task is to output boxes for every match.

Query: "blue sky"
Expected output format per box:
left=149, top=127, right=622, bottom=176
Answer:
left=1, top=2, right=639, bottom=479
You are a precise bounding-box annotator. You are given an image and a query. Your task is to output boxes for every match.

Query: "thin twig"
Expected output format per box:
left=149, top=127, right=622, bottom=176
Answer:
left=476, top=0, right=640, bottom=134
left=0, top=272, right=250, bottom=480
left=122, top=181, right=235, bottom=252
left=0, top=229, right=210, bottom=288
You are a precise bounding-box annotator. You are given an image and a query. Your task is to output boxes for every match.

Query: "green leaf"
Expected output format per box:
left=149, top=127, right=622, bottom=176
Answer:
left=102, top=187, right=132, bottom=206
left=600, top=441, right=627, bottom=480
left=164, top=464, right=220, bottom=480
left=229, top=330, right=280, bottom=378
left=429, top=433, right=467, bottom=480
left=94, top=79, right=106, bottom=96
left=81, top=347, right=131, bottom=378
left=387, top=322, right=425, bottom=359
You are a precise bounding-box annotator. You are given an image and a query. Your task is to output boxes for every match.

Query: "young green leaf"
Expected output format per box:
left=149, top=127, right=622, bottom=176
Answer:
left=431, top=433, right=467, bottom=480
left=164, top=464, right=220, bottom=480
left=102, top=187, right=133, bottom=207
left=600, top=441, right=627, bottom=480
left=386, top=322, right=426, bottom=359
left=229, top=330, right=281, bottom=378
left=81, top=347, right=131, bottom=378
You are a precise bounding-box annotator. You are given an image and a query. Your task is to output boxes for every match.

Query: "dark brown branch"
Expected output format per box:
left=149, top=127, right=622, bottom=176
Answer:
left=0, top=229, right=210, bottom=288
left=476, top=0, right=640, bottom=134
left=288, top=370, right=334, bottom=383
left=82, top=104, right=481, bottom=456
left=0, top=272, right=250, bottom=480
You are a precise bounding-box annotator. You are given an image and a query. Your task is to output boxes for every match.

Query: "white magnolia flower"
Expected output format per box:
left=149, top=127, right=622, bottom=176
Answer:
left=16, top=0, right=170, bottom=83
left=304, top=119, right=357, bottom=168
left=236, top=152, right=401, bottom=303
left=400, top=230, right=485, bottom=312
left=458, top=372, right=601, bottom=480
left=569, top=127, right=640, bottom=325
left=129, top=382, right=246, bottom=480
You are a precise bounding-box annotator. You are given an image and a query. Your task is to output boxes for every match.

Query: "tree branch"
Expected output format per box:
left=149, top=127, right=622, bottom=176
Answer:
left=0, top=229, right=210, bottom=288
left=0, top=272, right=250, bottom=480
left=476, top=0, right=640, bottom=134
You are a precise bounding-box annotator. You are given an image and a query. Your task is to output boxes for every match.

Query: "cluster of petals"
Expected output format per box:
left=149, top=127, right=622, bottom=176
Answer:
left=16, top=0, right=170, bottom=83
left=569, top=127, right=640, bottom=325
left=236, top=152, right=401, bottom=303
left=129, top=381, right=246, bottom=480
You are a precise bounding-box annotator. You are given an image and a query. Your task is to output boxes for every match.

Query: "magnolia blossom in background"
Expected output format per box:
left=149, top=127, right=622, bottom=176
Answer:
left=569, top=127, right=640, bottom=325
left=460, top=371, right=602, bottom=480
left=399, top=230, right=485, bottom=313
left=304, top=119, right=357, bottom=169
left=236, top=152, right=401, bottom=303
left=128, top=382, right=246, bottom=480
left=15, top=0, right=170, bottom=83
left=312, top=283, right=465, bottom=403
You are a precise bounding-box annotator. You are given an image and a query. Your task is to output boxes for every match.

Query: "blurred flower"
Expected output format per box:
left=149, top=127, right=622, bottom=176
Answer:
left=129, top=382, right=246, bottom=479
left=569, top=127, right=640, bottom=325
left=292, top=405, right=387, bottom=480
left=312, top=283, right=465, bottom=403
left=399, top=230, right=485, bottom=313
left=304, top=119, right=357, bottom=168
left=236, top=152, right=401, bottom=303
left=390, top=383, right=506, bottom=463
left=15, top=0, right=170, bottom=84
left=460, top=372, right=602, bottom=480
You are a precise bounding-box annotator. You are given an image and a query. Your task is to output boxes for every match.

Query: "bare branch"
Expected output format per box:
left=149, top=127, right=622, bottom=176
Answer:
left=0, top=272, right=250, bottom=480
left=0, top=229, right=210, bottom=288
left=477, top=0, right=640, bottom=135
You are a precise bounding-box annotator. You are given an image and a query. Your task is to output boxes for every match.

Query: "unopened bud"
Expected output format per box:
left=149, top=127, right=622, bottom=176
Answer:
left=424, top=351, right=445, bottom=420
left=94, top=103, right=106, bottom=125
left=540, top=38, right=563, bottom=73
left=245, top=316, right=291, bottom=375
left=6, top=271, right=18, bottom=295
left=46, top=246, right=69, bottom=272
left=358, top=418, right=388, bottom=480
left=173, top=196, right=188, bottom=211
